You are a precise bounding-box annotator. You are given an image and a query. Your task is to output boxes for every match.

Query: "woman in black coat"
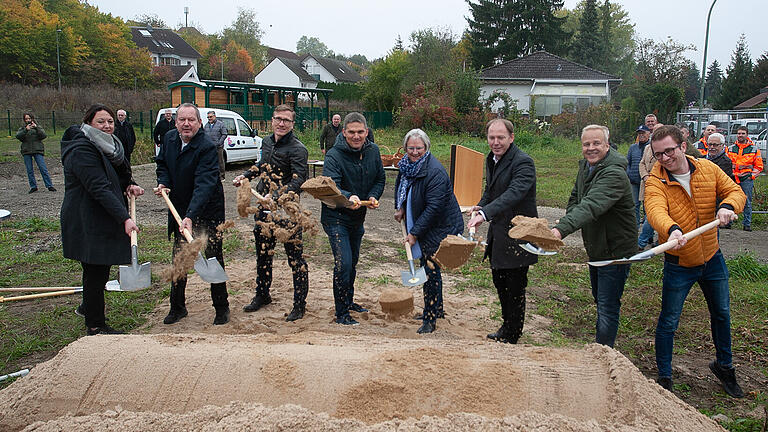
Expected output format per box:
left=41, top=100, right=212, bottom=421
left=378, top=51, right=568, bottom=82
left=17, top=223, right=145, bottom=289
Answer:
left=394, top=129, right=463, bottom=334
left=60, top=104, right=144, bottom=335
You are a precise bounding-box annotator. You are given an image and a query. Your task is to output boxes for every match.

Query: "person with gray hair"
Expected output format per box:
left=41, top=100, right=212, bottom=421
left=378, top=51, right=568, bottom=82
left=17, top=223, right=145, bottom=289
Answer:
left=114, top=109, right=136, bottom=163
left=394, top=129, right=463, bottom=334
left=706, top=133, right=734, bottom=181
left=552, top=124, right=637, bottom=348
left=204, top=110, right=229, bottom=180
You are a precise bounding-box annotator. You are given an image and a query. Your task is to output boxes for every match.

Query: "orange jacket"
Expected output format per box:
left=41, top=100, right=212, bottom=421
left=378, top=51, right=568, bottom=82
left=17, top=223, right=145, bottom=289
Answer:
left=695, top=137, right=708, bottom=156
left=727, top=138, right=764, bottom=183
left=645, top=156, right=745, bottom=267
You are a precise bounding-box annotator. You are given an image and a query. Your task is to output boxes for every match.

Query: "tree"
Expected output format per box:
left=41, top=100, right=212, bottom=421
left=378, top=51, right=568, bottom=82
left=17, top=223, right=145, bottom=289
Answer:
left=394, top=35, right=404, bottom=51
left=748, top=52, right=768, bottom=96
left=634, top=37, right=696, bottom=88
left=363, top=50, right=411, bottom=111
left=221, top=8, right=266, bottom=70
left=296, top=35, right=334, bottom=57
left=466, top=0, right=567, bottom=69
left=406, top=27, right=457, bottom=88
left=453, top=70, right=481, bottom=113
left=704, top=60, right=723, bottom=106
left=131, top=13, right=167, bottom=28
left=683, top=63, right=700, bottom=104
left=715, top=34, right=754, bottom=109
left=570, top=0, right=601, bottom=68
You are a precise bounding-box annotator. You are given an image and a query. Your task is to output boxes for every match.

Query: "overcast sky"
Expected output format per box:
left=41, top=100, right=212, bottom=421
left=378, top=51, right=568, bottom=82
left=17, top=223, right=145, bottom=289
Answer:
left=90, top=0, right=767, bottom=71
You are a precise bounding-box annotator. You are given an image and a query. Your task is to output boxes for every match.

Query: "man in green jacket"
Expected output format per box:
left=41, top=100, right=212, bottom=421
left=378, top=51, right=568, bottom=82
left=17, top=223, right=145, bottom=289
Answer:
left=17, top=112, right=55, bottom=193
left=552, top=124, right=637, bottom=347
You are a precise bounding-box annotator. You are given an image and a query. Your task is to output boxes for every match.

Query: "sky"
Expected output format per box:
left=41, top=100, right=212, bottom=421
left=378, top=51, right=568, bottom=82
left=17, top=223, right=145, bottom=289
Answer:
left=90, top=0, right=767, bottom=71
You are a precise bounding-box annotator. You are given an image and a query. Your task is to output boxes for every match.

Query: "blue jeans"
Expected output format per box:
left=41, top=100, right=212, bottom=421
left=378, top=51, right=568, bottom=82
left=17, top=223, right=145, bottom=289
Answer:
left=588, top=263, right=631, bottom=347
left=655, top=251, right=732, bottom=378
left=638, top=218, right=655, bottom=248
left=630, top=183, right=641, bottom=226
left=739, top=177, right=753, bottom=228
left=23, top=153, right=53, bottom=189
left=323, top=221, right=364, bottom=319
left=420, top=257, right=442, bottom=322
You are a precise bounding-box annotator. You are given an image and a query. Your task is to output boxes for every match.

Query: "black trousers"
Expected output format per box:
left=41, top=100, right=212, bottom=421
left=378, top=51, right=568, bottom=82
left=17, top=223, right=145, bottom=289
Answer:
left=253, top=211, right=308, bottom=308
left=169, top=219, right=228, bottom=312
left=491, top=266, right=529, bottom=343
left=81, top=262, right=111, bottom=329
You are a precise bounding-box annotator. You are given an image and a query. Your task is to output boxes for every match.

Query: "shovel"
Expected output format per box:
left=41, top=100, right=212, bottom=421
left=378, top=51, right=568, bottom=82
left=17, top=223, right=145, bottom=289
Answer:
left=159, top=188, right=228, bottom=283
left=0, top=280, right=122, bottom=293
left=520, top=242, right=557, bottom=256
left=588, top=219, right=721, bottom=267
left=118, top=195, right=151, bottom=291
left=1, top=288, right=83, bottom=303
left=400, top=220, right=427, bottom=286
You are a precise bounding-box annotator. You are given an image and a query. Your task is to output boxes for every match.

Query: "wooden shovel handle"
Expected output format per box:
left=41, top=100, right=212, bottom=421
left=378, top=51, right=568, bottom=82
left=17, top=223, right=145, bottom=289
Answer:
left=250, top=188, right=267, bottom=201
left=0, top=289, right=80, bottom=302
left=401, top=220, right=414, bottom=261
left=159, top=188, right=194, bottom=243
left=0, top=286, right=80, bottom=292
left=129, top=195, right=138, bottom=247
left=648, top=219, right=721, bottom=256
left=469, top=211, right=477, bottom=237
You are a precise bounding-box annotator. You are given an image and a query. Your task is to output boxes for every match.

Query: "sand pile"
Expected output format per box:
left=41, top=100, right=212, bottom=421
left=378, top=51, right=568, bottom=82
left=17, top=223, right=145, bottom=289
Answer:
left=507, top=215, right=564, bottom=251
left=0, top=334, right=723, bottom=432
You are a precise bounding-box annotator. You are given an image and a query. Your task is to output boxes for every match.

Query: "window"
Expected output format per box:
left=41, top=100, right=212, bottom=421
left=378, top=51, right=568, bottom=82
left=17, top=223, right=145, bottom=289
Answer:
left=220, top=117, right=236, bottom=135
left=748, top=122, right=766, bottom=135
left=534, top=96, right=560, bottom=117
left=237, top=119, right=252, bottom=137
left=180, top=87, right=195, bottom=104
left=139, top=30, right=151, bottom=37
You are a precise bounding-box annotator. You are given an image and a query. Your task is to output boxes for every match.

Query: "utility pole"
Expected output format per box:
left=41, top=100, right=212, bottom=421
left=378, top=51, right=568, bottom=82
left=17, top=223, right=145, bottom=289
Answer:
left=56, top=28, right=62, bottom=91
left=697, top=0, right=718, bottom=136
left=220, top=50, right=225, bottom=80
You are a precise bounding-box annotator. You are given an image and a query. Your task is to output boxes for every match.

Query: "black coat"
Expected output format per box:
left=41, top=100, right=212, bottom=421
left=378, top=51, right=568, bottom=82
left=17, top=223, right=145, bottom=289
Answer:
left=244, top=131, right=308, bottom=195
left=477, top=144, right=538, bottom=269
left=394, top=154, right=464, bottom=255
left=708, top=150, right=735, bottom=181
left=60, top=126, right=132, bottom=265
left=153, top=118, right=175, bottom=145
left=156, top=127, right=224, bottom=236
left=115, top=120, right=136, bottom=162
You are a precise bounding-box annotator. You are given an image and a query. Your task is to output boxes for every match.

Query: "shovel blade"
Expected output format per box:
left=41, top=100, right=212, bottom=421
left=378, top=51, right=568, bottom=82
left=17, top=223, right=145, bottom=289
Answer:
left=401, top=266, right=427, bottom=287
left=194, top=253, right=229, bottom=283
left=520, top=242, right=557, bottom=256
left=118, top=262, right=152, bottom=291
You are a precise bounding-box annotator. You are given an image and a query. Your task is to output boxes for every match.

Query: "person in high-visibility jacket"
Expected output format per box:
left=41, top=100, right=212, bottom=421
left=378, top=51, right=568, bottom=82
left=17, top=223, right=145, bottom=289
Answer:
left=695, top=124, right=717, bottom=156
left=727, top=126, right=764, bottom=231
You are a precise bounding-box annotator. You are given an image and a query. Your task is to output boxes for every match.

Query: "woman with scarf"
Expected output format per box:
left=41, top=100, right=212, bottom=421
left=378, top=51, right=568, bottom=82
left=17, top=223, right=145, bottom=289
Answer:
left=394, top=129, right=463, bottom=334
left=60, top=104, right=144, bottom=335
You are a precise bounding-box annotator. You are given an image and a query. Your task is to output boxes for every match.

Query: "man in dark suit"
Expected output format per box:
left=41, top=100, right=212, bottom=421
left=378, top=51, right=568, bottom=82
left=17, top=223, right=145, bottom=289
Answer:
left=154, top=103, right=229, bottom=326
left=153, top=109, right=175, bottom=147
left=115, top=109, right=136, bottom=163
left=468, top=118, right=538, bottom=344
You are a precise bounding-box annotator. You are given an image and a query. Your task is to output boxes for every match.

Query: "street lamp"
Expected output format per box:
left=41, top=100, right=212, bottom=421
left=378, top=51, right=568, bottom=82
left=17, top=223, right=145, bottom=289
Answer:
left=56, top=28, right=62, bottom=91
left=220, top=50, right=225, bottom=81
left=697, top=0, right=717, bottom=136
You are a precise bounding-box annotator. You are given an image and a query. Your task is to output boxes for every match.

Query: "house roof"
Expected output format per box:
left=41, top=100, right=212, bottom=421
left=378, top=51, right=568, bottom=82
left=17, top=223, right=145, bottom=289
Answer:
left=481, top=51, right=619, bottom=81
left=277, top=57, right=317, bottom=83
left=130, top=26, right=201, bottom=59
left=734, top=86, right=768, bottom=109
left=267, top=47, right=300, bottom=62
left=169, top=65, right=196, bottom=82
left=302, top=54, right=362, bottom=83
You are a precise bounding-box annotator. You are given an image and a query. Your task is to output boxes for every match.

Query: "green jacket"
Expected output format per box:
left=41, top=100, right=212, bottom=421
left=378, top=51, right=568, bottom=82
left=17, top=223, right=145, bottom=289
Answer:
left=554, top=148, right=637, bottom=261
left=16, top=126, right=47, bottom=155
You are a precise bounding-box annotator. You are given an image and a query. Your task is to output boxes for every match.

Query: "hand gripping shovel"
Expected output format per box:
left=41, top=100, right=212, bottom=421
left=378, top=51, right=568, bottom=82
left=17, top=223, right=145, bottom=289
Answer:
left=400, top=220, right=427, bottom=286
left=118, top=195, right=151, bottom=291
left=588, top=219, right=721, bottom=267
left=160, top=188, right=228, bottom=283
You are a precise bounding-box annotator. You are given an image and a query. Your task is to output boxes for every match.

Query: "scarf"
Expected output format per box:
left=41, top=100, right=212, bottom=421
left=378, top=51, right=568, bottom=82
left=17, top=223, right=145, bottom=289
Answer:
left=395, top=152, right=429, bottom=210
left=80, top=123, right=125, bottom=166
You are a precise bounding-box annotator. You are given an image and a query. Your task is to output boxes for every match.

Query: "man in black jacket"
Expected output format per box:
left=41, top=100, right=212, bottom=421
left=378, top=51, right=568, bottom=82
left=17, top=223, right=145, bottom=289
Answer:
left=319, top=114, right=341, bottom=154
left=115, top=109, right=137, bottom=163
left=155, top=103, right=229, bottom=326
left=234, top=104, right=310, bottom=321
left=322, top=112, right=385, bottom=325
left=153, top=109, right=175, bottom=146
left=468, top=118, right=538, bottom=344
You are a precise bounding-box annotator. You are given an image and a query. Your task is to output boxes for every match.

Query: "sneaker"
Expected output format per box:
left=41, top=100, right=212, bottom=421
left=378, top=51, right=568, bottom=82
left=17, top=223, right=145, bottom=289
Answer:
left=285, top=306, right=305, bottom=322
left=335, top=315, right=359, bottom=326
left=75, top=303, right=85, bottom=317
left=213, top=307, right=230, bottom=325
left=87, top=325, right=123, bottom=335
left=163, top=308, right=188, bottom=325
left=349, top=302, right=368, bottom=313
left=243, top=294, right=271, bottom=312
left=709, top=361, right=745, bottom=398
left=28, top=187, right=38, bottom=194
left=657, top=377, right=673, bottom=391
left=417, top=321, right=435, bottom=334
left=47, top=186, right=56, bottom=192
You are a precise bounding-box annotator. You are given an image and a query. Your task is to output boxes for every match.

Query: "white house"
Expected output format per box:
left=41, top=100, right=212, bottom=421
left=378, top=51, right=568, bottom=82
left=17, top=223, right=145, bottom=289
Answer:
left=300, top=54, right=362, bottom=84
left=480, top=51, right=621, bottom=116
left=254, top=57, right=318, bottom=89
left=130, top=26, right=201, bottom=70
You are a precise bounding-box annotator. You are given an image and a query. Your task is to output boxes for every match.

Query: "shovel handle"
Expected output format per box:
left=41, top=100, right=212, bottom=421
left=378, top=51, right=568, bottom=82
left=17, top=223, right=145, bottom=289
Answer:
left=0, top=289, right=80, bottom=302
left=250, top=188, right=267, bottom=201
left=401, top=220, right=414, bottom=261
left=160, top=188, right=194, bottom=243
left=129, top=195, right=138, bottom=247
left=469, top=211, right=477, bottom=237
left=648, top=219, right=721, bottom=256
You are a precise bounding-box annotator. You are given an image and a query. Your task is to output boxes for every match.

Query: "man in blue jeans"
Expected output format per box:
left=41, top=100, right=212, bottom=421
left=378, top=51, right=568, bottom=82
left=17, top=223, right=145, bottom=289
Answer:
left=552, top=124, right=637, bottom=347
left=321, top=112, right=385, bottom=325
left=645, top=125, right=746, bottom=398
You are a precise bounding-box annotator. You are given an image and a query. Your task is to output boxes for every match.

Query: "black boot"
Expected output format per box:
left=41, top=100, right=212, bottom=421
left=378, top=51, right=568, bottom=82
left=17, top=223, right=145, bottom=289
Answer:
left=417, top=320, right=435, bottom=334
left=285, top=304, right=305, bottom=322
left=163, top=308, right=188, bottom=324
left=213, top=306, right=230, bottom=325
left=487, top=324, right=514, bottom=343
left=164, top=281, right=188, bottom=324
left=243, top=294, right=271, bottom=312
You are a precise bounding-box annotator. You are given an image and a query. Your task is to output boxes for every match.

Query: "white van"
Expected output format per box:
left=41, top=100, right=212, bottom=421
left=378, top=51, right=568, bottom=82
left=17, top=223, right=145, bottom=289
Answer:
left=154, top=107, right=262, bottom=165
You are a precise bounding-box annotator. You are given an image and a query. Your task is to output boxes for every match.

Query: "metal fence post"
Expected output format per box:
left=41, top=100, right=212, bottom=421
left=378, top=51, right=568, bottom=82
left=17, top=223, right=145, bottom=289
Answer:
left=139, top=111, right=144, bottom=133
left=7, top=109, right=11, bottom=136
left=52, top=111, right=56, bottom=134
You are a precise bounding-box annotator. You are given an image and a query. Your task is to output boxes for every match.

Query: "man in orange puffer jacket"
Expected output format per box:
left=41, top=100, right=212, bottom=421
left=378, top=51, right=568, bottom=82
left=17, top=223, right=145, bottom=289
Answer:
left=644, top=125, right=746, bottom=398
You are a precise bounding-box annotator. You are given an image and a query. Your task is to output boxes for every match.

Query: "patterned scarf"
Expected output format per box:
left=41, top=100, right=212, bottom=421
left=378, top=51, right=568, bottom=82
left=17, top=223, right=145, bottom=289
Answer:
left=80, top=123, right=125, bottom=166
left=395, top=152, right=429, bottom=209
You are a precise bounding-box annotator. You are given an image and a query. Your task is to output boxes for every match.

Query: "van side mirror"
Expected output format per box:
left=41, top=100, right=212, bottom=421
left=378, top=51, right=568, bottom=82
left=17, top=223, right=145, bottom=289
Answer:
left=251, top=130, right=257, bottom=138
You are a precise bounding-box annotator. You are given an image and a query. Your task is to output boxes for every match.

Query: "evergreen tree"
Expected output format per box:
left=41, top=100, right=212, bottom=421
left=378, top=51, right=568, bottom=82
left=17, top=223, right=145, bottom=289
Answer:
left=466, top=0, right=567, bottom=69
left=683, top=63, right=700, bottom=104
left=394, top=35, right=404, bottom=52
left=571, top=0, right=601, bottom=68
left=748, top=52, right=768, bottom=95
left=704, top=60, right=723, bottom=106
left=716, top=35, right=754, bottom=109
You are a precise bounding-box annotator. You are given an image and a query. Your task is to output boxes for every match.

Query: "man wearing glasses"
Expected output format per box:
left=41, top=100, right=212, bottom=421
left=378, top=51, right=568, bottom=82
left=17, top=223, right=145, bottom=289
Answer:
left=233, top=104, right=310, bottom=321
left=644, top=125, right=746, bottom=398
left=205, top=111, right=228, bottom=180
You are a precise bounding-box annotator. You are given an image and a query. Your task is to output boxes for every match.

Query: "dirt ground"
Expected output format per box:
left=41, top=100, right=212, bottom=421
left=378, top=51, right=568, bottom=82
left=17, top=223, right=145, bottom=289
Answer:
left=0, top=158, right=764, bottom=431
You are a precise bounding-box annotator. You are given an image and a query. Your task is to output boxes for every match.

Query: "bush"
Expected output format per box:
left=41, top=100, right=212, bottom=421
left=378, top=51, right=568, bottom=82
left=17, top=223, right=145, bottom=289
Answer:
left=549, top=103, right=638, bottom=145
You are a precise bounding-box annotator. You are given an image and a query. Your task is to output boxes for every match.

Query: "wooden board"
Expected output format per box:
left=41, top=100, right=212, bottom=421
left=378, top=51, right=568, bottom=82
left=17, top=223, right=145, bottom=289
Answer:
left=450, top=145, right=485, bottom=208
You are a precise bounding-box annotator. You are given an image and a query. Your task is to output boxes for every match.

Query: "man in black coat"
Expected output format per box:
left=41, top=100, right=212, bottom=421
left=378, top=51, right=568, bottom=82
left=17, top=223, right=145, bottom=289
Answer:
left=468, top=118, right=538, bottom=344
left=155, top=103, right=229, bottom=326
left=233, top=104, right=310, bottom=321
left=115, top=109, right=137, bottom=163
left=153, top=109, right=175, bottom=146
left=319, top=114, right=341, bottom=154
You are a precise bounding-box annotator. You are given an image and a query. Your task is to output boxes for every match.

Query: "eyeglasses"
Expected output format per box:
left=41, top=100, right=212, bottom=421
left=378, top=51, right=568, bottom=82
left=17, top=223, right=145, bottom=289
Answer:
left=272, top=117, right=294, bottom=124
left=652, top=145, right=681, bottom=160
left=406, top=146, right=425, bottom=152
left=207, top=115, right=214, bottom=118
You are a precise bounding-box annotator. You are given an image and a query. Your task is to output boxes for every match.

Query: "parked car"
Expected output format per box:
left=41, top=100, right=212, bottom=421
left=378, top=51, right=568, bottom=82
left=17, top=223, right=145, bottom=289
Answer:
left=726, top=119, right=767, bottom=144
left=754, top=129, right=767, bottom=164
left=154, top=107, right=262, bottom=165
